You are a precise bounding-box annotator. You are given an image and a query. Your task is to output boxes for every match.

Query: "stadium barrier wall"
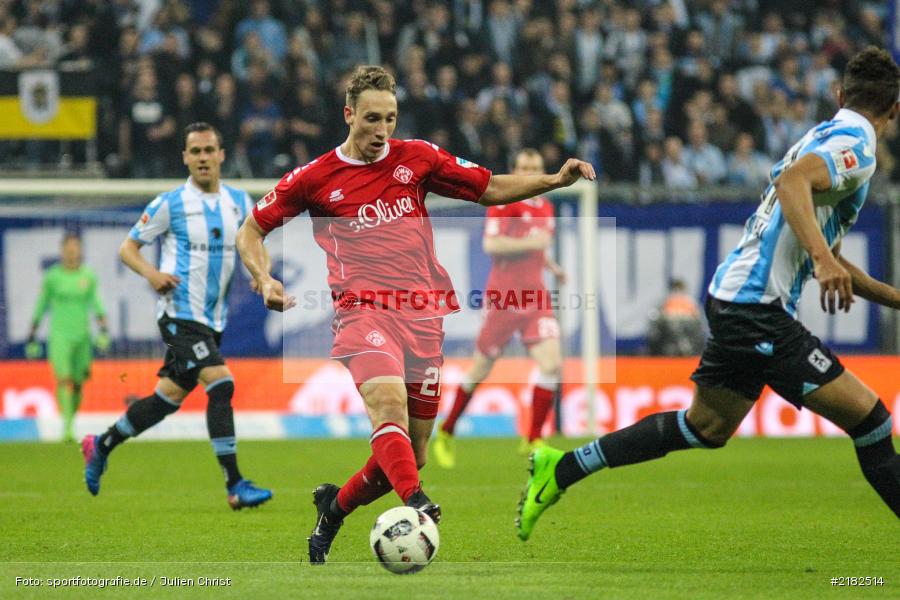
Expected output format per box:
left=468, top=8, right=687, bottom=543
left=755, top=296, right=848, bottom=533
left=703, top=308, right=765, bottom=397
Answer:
left=2, top=356, right=899, bottom=441
left=1, top=200, right=886, bottom=360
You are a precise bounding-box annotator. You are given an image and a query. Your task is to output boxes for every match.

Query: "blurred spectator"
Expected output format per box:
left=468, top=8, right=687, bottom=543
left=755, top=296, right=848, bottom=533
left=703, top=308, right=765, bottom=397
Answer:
left=707, top=104, right=739, bottom=153
left=631, top=79, right=663, bottom=130
left=476, top=62, right=527, bottom=115
left=770, top=55, right=804, bottom=100
left=331, top=12, right=377, bottom=74
left=452, top=99, right=483, bottom=161
left=14, top=1, right=63, bottom=66
left=761, top=89, right=792, bottom=157
left=717, top=73, right=764, bottom=148
left=173, top=72, right=200, bottom=136
left=805, top=50, right=838, bottom=101
left=544, top=80, right=577, bottom=152
left=239, top=92, right=284, bottom=178
left=784, top=97, right=815, bottom=144
left=139, top=3, right=190, bottom=59
left=577, top=106, right=612, bottom=181
left=641, top=108, right=668, bottom=147
left=397, top=70, right=438, bottom=140
left=0, top=0, right=890, bottom=181
left=604, top=8, right=647, bottom=89
left=695, top=0, right=743, bottom=63
left=286, top=84, right=329, bottom=165
left=726, top=133, right=772, bottom=188
left=235, top=0, right=287, bottom=62
left=211, top=72, right=239, bottom=161
left=119, top=68, right=176, bottom=178
left=396, top=2, right=456, bottom=72
left=591, top=82, right=632, bottom=137
left=486, top=0, right=521, bottom=65
left=661, top=136, right=697, bottom=189
left=58, top=22, right=93, bottom=69
left=434, top=64, right=462, bottom=125
left=231, top=31, right=278, bottom=82
left=683, top=121, right=727, bottom=184
left=647, top=279, right=705, bottom=356
left=574, top=6, right=604, bottom=94
left=639, top=142, right=666, bottom=187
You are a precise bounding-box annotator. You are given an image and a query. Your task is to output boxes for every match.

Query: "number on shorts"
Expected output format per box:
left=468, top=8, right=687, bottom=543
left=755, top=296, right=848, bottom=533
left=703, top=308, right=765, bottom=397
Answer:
left=419, top=367, right=441, bottom=397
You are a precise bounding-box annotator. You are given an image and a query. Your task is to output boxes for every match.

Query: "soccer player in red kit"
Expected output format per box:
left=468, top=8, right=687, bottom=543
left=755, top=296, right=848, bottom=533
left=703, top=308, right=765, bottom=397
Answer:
left=432, top=148, right=566, bottom=468
left=236, top=65, right=594, bottom=564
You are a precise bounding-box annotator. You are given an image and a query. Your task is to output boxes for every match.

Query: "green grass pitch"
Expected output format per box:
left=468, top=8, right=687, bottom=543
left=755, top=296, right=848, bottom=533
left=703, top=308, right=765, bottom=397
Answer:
left=1, top=437, right=897, bottom=598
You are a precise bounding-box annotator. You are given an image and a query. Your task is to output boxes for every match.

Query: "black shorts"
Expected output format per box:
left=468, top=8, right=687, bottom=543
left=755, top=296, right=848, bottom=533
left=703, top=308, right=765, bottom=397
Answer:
left=157, top=315, right=225, bottom=392
left=690, top=297, right=844, bottom=407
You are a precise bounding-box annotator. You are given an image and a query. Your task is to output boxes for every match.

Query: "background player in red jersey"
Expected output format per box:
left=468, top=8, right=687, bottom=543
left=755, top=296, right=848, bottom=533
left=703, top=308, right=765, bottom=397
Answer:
left=235, top=65, right=594, bottom=564
left=432, top=148, right=566, bottom=469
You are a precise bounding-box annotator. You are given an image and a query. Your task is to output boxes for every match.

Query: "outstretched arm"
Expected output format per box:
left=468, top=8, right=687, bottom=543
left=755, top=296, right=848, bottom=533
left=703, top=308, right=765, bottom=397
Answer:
left=479, top=159, right=595, bottom=206
left=236, top=215, right=295, bottom=311
left=774, top=153, right=852, bottom=314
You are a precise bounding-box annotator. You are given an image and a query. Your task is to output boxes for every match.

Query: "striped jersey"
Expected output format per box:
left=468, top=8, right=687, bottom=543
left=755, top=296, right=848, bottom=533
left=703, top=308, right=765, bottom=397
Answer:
left=709, top=108, right=876, bottom=315
left=129, top=178, right=253, bottom=332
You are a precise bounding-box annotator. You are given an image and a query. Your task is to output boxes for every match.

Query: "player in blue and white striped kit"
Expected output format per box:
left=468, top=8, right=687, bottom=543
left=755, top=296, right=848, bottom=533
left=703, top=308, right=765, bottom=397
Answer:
left=517, top=48, right=900, bottom=539
left=81, top=122, right=273, bottom=510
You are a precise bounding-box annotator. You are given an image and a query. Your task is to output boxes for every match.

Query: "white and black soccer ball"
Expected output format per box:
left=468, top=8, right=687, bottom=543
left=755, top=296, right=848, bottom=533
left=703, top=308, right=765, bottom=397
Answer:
left=369, top=506, right=440, bottom=574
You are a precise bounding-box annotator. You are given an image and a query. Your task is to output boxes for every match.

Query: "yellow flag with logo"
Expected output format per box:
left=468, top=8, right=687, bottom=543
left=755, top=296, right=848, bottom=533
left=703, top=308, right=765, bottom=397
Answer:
left=0, top=70, right=96, bottom=139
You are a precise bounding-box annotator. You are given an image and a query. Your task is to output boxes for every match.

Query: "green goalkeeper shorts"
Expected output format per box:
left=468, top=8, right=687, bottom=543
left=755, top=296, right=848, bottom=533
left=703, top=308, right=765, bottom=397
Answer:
left=48, top=336, right=92, bottom=383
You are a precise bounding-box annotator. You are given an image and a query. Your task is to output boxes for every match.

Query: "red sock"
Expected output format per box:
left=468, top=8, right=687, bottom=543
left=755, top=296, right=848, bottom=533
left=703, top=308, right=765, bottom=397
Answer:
left=442, top=385, right=473, bottom=434
left=370, top=422, right=420, bottom=502
left=336, top=454, right=392, bottom=515
left=529, top=384, right=555, bottom=441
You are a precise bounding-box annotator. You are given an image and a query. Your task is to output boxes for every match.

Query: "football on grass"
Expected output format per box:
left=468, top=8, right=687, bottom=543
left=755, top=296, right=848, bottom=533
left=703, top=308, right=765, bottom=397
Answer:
left=369, top=506, right=440, bottom=574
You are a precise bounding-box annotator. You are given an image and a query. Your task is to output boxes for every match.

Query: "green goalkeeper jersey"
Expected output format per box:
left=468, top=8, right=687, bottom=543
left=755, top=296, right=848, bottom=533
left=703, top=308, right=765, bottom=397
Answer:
left=32, top=264, right=105, bottom=341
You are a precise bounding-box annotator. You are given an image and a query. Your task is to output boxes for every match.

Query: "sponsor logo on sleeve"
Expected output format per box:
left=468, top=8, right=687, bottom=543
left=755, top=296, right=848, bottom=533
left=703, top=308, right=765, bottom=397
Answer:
left=832, top=149, right=858, bottom=173
left=256, top=190, right=277, bottom=210
left=455, top=157, right=478, bottom=168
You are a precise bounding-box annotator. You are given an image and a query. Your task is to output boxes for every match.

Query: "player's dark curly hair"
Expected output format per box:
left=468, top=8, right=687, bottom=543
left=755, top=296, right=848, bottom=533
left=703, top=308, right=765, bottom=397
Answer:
left=842, top=47, right=900, bottom=116
left=345, top=65, right=396, bottom=108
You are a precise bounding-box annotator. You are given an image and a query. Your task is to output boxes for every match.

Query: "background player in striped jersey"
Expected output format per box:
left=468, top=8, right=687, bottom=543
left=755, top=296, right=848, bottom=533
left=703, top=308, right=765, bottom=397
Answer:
left=81, top=122, right=273, bottom=510
left=236, top=65, right=594, bottom=563
left=26, top=232, right=109, bottom=442
left=432, top=148, right=565, bottom=468
left=517, top=47, right=900, bottom=540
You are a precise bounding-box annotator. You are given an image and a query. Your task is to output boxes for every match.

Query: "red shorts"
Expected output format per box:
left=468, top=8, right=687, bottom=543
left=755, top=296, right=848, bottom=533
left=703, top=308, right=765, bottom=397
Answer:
left=475, top=307, right=560, bottom=358
left=332, top=308, right=444, bottom=420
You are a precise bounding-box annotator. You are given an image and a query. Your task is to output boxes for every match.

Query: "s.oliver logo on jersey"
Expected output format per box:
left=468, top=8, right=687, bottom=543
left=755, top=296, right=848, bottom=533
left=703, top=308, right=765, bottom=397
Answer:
left=833, top=149, right=858, bottom=173
left=366, top=330, right=386, bottom=347
left=348, top=196, right=417, bottom=232
left=393, top=165, right=413, bottom=184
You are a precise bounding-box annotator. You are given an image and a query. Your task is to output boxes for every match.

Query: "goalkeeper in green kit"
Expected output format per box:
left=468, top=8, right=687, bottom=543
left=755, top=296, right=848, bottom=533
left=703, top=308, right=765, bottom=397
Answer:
left=27, top=232, right=109, bottom=442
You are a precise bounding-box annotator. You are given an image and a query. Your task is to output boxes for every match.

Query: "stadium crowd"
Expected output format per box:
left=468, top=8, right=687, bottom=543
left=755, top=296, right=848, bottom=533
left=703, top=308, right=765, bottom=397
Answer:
left=0, top=0, right=897, bottom=187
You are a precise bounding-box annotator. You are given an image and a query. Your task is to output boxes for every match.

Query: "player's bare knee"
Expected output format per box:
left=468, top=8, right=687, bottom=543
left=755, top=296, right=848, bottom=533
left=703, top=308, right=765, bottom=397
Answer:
left=684, top=408, right=732, bottom=448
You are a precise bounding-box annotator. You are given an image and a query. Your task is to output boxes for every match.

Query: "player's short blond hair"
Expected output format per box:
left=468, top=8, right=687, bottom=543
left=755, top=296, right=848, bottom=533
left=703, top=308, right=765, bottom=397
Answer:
left=346, top=65, right=396, bottom=108
left=512, top=147, right=543, bottom=169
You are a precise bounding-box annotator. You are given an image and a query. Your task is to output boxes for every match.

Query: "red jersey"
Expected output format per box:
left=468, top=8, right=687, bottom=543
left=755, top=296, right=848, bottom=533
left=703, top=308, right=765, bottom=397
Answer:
left=483, top=197, right=555, bottom=297
left=253, top=139, right=492, bottom=319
